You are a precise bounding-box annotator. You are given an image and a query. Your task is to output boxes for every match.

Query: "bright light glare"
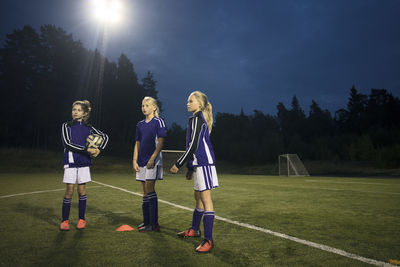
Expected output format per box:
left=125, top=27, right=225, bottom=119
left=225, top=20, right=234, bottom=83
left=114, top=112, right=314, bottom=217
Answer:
left=91, top=0, right=123, bottom=24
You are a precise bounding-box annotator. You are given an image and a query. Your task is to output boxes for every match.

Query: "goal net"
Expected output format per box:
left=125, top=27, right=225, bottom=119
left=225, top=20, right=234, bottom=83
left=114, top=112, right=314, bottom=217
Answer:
left=278, top=154, right=310, bottom=176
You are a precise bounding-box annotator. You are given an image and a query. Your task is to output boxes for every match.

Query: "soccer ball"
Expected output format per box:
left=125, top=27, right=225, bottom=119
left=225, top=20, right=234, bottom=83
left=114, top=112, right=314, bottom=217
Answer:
left=86, top=134, right=103, bottom=149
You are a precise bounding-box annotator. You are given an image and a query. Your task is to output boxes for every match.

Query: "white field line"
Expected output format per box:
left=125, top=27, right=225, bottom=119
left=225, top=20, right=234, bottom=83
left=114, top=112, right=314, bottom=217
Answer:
left=92, top=180, right=395, bottom=267
left=244, top=182, right=400, bottom=195
left=303, top=187, right=400, bottom=195
left=268, top=183, right=400, bottom=196
left=305, top=180, right=393, bottom=186
left=0, top=186, right=104, bottom=199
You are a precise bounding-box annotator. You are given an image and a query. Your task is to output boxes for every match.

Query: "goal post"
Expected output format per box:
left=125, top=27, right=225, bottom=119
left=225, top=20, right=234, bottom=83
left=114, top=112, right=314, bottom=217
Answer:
left=278, top=154, right=310, bottom=176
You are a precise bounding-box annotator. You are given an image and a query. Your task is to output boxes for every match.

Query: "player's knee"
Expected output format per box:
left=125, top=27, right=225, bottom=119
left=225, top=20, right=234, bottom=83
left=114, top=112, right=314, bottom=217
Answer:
left=77, top=184, right=86, bottom=196
left=65, top=190, right=73, bottom=198
left=77, top=188, right=86, bottom=196
left=145, top=181, right=155, bottom=193
left=194, top=191, right=201, bottom=201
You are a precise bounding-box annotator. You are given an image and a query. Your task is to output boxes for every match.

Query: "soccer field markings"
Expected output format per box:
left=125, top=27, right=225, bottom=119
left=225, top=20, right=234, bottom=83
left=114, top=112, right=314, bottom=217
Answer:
left=0, top=185, right=104, bottom=199
left=261, top=183, right=400, bottom=196
left=92, top=180, right=395, bottom=267
left=305, top=180, right=394, bottom=186
left=299, top=185, right=400, bottom=195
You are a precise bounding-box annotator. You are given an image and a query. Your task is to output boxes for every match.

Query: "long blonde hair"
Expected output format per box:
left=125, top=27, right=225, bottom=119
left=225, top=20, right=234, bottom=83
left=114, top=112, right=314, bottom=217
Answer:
left=143, top=96, right=160, bottom=118
left=72, top=100, right=91, bottom=122
left=190, top=91, right=213, bottom=133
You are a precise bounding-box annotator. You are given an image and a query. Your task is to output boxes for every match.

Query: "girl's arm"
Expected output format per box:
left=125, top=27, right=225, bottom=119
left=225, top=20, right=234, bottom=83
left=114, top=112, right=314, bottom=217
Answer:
left=61, top=123, right=87, bottom=154
left=147, top=137, right=165, bottom=169
left=133, top=141, right=140, bottom=172
left=90, top=125, right=109, bottom=151
left=174, top=116, right=204, bottom=169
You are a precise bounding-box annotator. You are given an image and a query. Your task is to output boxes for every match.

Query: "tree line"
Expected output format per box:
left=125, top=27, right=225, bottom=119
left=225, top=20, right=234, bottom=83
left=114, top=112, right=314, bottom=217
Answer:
left=164, top=86, right=400, bottom=168
left=211, top=87, right=400, bottom=168
left=1, top=25, right=399, bottom=167
left=0, top=25, right=158, bottom=156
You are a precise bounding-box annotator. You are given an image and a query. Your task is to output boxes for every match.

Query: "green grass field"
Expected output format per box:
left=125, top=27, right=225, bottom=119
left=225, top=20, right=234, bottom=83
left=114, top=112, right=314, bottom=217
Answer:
left=1, top=170, right=399, bottom=266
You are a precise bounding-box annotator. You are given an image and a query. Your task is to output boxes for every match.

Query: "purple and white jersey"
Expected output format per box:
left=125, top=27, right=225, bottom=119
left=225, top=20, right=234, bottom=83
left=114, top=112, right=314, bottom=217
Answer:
left=135, top=117, right=167, bottom=167
left=175, top=111, right=216, bottom=168
left=61, top=120, right=109, bottom=168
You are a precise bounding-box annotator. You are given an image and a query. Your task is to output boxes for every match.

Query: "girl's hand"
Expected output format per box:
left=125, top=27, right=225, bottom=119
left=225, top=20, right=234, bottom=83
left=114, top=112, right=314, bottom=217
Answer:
left=186, top=170, right=193, bottom=180
left=146, top=159, right=155, bottom=169
left=88, top=148, right=100, bottom=158
left=133, top=161, right=140, bottom=172
left=170, top=165, right=179, bottom=174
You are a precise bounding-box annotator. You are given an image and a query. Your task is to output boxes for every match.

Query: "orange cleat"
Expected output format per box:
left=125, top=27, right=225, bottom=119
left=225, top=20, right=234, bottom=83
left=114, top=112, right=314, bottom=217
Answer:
left=76, top=219, right=86, bottom=229
left=195, top=239, right=213, bottom=253
left=177, top=228, right=201, bottom=238
left=60, top=220, right=70, bottom=231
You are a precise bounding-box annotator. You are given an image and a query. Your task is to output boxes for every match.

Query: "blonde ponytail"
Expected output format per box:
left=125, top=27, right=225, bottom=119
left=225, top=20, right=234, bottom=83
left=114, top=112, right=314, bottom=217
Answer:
left=190, top=91, right=213, bottom=133
left=203, top=101, right=213, bottom=133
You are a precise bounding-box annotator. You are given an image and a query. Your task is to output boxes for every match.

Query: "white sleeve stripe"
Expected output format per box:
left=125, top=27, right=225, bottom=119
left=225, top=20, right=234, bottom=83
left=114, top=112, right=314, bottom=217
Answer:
left=155, top=117, right=166, bottom=128
left=91, top=126, right=109, bottom=149
left=62, top=123, right=71, bottom=144
left=177, top=117, right=198, bottom=165
left=62, top=123, right=85, bottom=150
left=61, top=123, right=69, bottom=143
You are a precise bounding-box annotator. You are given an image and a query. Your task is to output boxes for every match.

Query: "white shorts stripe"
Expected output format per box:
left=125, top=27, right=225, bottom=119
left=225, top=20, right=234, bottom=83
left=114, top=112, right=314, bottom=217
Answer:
left=194, top=165, right=218, bottom=192
left=207, top=167, right=213, bottom=188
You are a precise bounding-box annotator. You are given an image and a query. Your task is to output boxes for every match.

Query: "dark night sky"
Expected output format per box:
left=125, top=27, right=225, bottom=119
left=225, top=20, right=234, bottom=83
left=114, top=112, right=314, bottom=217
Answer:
left=1, top=0, right=399, bottom=126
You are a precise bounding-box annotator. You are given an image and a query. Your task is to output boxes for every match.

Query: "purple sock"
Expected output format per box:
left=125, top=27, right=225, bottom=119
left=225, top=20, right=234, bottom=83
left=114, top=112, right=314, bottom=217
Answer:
left=191, top=208, right=204, bottom=231
left=62, top=197, right=72, bottom=221
left=203, top=211, right=215, bottom=241
left=148, top=191, right=158, bottom=226
left=78, top=195, right=87, bottom=220
left=142, top=195, right=149, bottom=225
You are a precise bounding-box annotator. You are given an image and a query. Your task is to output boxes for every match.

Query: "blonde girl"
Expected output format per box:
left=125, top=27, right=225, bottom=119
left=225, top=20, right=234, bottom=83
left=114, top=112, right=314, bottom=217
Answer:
left=133, top=97, right=167, bottom=232
left=170, top=91, right=218, bottom=253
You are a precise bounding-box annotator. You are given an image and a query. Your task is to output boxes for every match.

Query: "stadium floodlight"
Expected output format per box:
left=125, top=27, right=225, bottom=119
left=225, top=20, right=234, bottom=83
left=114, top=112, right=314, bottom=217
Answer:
left=278, top=154, right=310, bottom=177
left=91, top=0, right=123, bottom=24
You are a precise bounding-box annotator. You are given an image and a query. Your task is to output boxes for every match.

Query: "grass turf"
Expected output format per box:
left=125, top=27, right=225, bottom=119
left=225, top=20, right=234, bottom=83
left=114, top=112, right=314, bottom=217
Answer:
left=0, top=172, right=399, bottom=266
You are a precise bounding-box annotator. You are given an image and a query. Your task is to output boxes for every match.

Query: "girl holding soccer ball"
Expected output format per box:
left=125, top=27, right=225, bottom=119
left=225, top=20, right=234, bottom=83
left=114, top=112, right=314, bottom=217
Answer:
left=133, top=97, right=167, bottom=232
left=60, top=100, right=108, bottom=231
left=170, top=91, right=219, bottom=253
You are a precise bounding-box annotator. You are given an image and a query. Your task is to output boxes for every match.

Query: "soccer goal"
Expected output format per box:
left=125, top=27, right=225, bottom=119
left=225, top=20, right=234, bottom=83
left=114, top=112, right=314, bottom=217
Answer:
left=278, top=154, right=310, bottom=176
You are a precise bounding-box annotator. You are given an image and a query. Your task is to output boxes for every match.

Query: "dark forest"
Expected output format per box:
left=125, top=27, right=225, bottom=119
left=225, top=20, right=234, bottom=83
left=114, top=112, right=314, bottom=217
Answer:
left=1, top=25, right=399, bottom=168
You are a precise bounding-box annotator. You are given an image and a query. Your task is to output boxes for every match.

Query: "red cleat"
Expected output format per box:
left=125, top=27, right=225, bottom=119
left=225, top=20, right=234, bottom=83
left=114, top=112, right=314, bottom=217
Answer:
left=76, top=219, right=86, bottom=229
left=196, top=239, right=213, bottom=253
left=60, top=220, right=70, bottom=231
left=139, top=224, right=160, bottom=232
left=177, top=228, right=201, bottom=238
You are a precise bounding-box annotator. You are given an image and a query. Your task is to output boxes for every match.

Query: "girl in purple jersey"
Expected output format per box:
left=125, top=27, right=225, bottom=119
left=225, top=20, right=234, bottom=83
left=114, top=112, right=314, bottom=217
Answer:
left=170, top=91, right=218, bottom=253
left=60, top=100, right=108, bottom=231
left=133, top=97, right=167, bottom=232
